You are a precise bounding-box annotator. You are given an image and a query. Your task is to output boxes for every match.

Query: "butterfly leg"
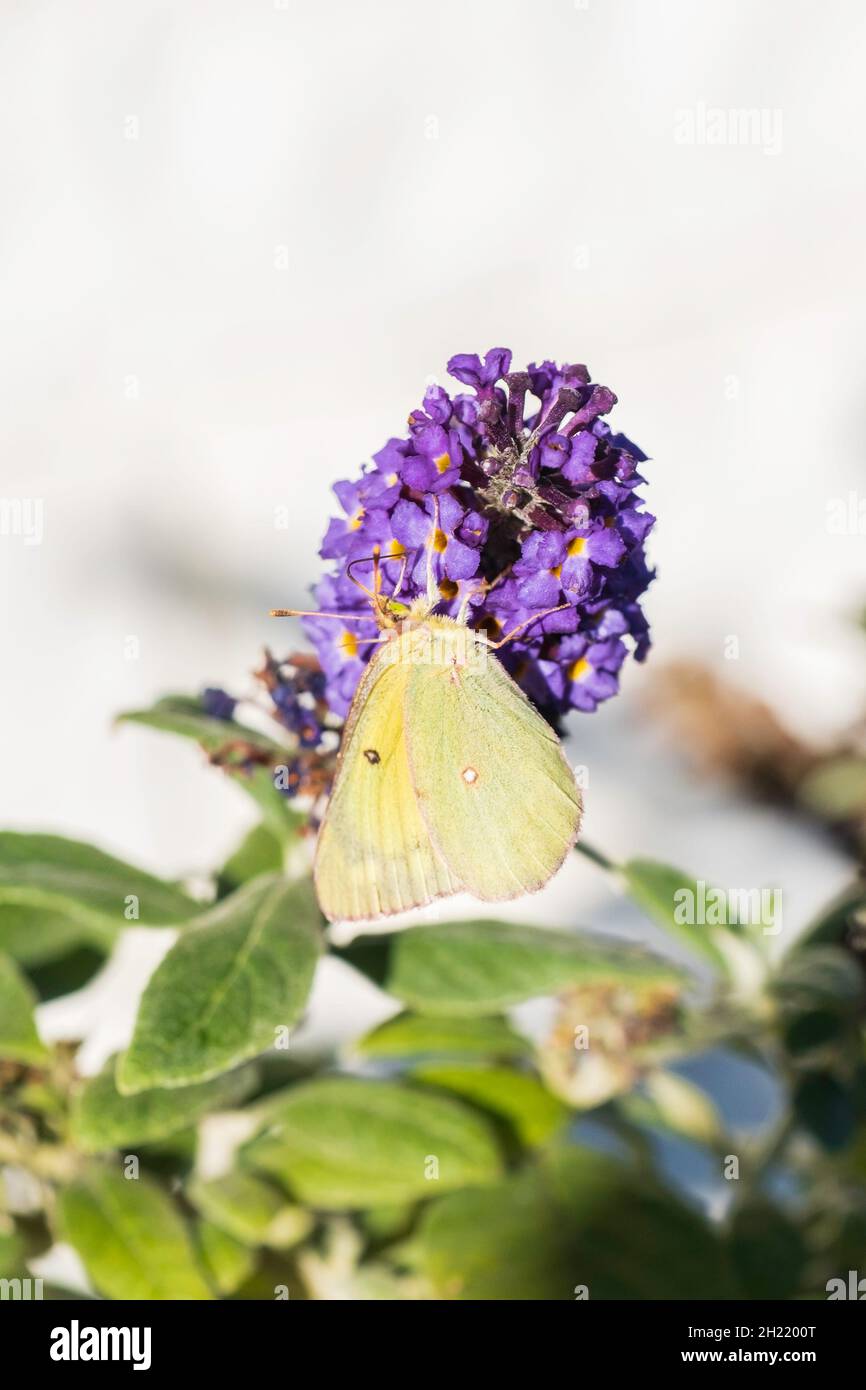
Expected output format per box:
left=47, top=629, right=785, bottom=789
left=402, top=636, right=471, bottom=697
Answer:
left=390, top=551, right=409, bottom=599
left=455, top=562, right=516, bottom=625
left=456, top=586, right=474, bottom=625
left=488, top=603, right=571, bottom=649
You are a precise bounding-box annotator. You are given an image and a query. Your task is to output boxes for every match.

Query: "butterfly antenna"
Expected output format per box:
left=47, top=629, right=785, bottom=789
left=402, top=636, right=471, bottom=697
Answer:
left=345, top=555, right=380, bottom=604
left=488, top=604, right=571, bottom=649
left=270, top=608, right=376, bottom=622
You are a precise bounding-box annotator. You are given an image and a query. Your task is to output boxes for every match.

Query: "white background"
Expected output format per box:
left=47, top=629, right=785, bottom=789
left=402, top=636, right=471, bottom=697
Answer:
left=1, top=0, right=864, bottom=1061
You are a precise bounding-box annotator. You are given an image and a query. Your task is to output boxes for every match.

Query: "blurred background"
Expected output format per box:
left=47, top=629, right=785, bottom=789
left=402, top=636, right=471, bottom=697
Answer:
left=2, top=0, right=865, bottom=1075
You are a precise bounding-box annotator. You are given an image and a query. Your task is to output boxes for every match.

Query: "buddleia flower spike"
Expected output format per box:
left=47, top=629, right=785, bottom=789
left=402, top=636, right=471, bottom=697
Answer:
left=294, top=348, right=654, bottom=726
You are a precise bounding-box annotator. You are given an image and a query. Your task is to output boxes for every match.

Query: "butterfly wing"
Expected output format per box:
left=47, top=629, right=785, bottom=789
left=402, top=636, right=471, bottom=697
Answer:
left=314, top=642, right=460, bottom=922
left=404, top=624, right=582, bottom=901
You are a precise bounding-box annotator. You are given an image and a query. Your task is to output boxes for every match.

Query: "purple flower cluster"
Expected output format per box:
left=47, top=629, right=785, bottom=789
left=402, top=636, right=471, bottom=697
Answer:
left=253, top=652, right=335, bottom=801
left=199, top=653, right=337, bottom=806
left=304, top=349, right=655, bottom=723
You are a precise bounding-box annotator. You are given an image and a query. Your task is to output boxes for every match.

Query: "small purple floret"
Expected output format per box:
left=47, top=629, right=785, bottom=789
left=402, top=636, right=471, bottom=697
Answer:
left=202, top=687, right=237, bottom=722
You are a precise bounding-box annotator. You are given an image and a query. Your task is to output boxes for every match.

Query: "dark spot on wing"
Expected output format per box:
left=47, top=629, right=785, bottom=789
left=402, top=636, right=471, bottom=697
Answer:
left=364, top=748, right=381, bottom=765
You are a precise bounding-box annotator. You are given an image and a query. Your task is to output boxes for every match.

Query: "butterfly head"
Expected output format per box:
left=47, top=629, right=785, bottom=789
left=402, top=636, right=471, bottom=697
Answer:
left=368, top=589, right=436, bottom=632
left=342, top=539, right=444, bottom=633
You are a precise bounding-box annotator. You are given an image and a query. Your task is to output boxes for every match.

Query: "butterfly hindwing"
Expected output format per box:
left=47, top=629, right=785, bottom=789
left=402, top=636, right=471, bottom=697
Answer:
left=314, top=642, right=459, bottom=921
left=403, top=620, right=582, bottom=901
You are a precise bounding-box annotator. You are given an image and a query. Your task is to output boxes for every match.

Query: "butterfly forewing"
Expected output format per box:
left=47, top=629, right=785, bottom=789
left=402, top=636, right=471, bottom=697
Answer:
left=403, top=621, right=582, bottom=900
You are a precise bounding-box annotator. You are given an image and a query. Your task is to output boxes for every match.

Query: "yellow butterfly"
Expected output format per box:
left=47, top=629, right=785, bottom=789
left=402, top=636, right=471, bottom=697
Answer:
left=272, top=531, right=582, bottom=923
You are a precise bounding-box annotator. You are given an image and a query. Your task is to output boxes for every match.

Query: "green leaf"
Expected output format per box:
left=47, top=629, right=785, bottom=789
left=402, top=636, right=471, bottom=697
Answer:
left=25, top=947, right=107, bottom=1002
left=728, top=1201, right=807, bottom=1299
left=412, top=1065, right=568, bottom=1147
left=187, top=1172, right=313, bottom=1249
left=412, top=1145, right=737, bottom=1300
left=71, top=1057, right=255, bottom=1152
left=0, top=908, right=98, bottom=970
left=117, top=875, right=322, bottom=1093
left=218, top=823, right=284, bottom=895
left=620, top=858, right=729, bottom=969
left=342, top=920, right=682, bottom=1017
left=783, top=1009, right=849, bottom=1058
left=243, top=1077, right=503, bottom=1210
left=196, top=1220, right=257, bottom=1296
left=59, top=1169, right=213, bottom=1299
left=794, top=1072, right=857, bottom=1151
left=237, top=768, right=307, bottom=848
left=795, top=882, right=866, bottom=950
left=0, top=1230, right=25, bottom=1278
left=0, top=953, right=48, bottom=1064
left=118, top=695, right=282, bottom=756
left=354, top=1012, right=532, bottom=1063
left=118, top=698, right=302, bottom=847
left=335, top=934, right=391, bottom=988
left=772, top=946, right=864, bottom=1013
left=360, top=1204, right=415, bottom=1243
left=0, top=832, right=204, bottom=966
left=137, top=1127, right=199, bottom=1172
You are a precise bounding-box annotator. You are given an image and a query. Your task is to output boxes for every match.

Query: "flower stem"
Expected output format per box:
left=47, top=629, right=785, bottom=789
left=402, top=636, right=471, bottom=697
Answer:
left=573, top=839, right=616, bottom=872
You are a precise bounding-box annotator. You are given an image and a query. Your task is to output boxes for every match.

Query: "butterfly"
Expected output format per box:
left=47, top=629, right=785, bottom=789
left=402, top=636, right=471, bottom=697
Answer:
left=272, top=522, right=582, bottom=922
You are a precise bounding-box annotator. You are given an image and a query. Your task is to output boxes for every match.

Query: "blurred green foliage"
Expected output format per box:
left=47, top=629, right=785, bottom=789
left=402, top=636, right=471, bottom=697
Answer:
left=2, top=694, right=866, bottom=1301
